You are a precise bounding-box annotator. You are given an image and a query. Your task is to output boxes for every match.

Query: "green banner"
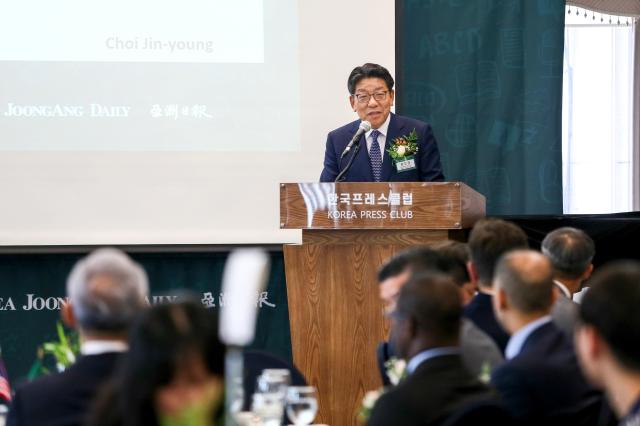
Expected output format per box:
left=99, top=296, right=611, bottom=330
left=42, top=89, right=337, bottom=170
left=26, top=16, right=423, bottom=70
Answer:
left=396, top=0, right=565, bottom=214
left=0, top=251, right=291, bottom=385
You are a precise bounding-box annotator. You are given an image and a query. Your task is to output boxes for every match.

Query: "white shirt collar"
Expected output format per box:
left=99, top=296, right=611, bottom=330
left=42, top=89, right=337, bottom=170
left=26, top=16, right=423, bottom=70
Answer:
left=505, top=315, right=552, bottom=360
left=573, top=286, right=590, bottom=304
left=81, top=340, right=128, bottom=356
left=553, top=280, right=572, bottom=299
left=366, top=113, right=391, bottom=137
left=406, top=346, right=460, bottom=375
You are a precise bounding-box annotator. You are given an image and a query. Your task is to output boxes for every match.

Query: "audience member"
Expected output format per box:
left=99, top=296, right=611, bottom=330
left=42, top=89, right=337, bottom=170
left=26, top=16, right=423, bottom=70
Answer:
left=542, top=227, right=595, bottom=298
left=575, top=261, right=640, bottom=426
left=465, top=218, right=529, bottom=352
left=431, top=241, right=475, bottom=304
left=490, top=250, right=597, bottom=421
left=377, top=247, right=503, bottom=382
left=542, top=227, right=595, bottom=335
left=7, top=248, right=148, bottom=426
left=88, top=298, right=225, bottom=426
left=368, top=273, right=495, bottom=426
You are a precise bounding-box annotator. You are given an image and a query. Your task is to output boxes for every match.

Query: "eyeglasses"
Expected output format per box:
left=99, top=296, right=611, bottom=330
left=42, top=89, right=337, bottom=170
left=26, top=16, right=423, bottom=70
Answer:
left=352, top=91, right=389, bottom=104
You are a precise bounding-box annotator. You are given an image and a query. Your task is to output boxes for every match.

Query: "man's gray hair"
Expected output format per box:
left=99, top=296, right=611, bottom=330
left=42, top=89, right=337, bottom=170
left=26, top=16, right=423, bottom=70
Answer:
left=66, top=248, right=149, bottom=333
left=541, top=227, right=595, bottom=279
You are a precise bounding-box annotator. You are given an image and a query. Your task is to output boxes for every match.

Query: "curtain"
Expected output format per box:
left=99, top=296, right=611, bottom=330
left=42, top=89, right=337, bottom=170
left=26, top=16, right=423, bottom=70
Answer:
left=396, top=0, right=565, bottom=214
left=567, top=0, right=640, bottom=17
left=563, top=11, right=636, bottom=213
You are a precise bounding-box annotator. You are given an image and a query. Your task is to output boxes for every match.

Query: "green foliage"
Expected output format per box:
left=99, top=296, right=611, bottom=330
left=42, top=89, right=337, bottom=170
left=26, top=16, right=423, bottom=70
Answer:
left=386, top=129, right=419, bottom=161
left=27, top=321, right=80, bottom=380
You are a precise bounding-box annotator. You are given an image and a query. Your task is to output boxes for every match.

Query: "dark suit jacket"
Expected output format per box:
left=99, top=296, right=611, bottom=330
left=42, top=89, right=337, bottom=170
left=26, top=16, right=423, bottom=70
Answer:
left=490, top=322, right=597, bottom=422
left=320, top=113, right=445, bottom=182
left=367, top=354, right=495, bottom=426
left=463, top=292, right=510, bottom=354
left=7, top=352, right=122, bottom=426
left=376, top=319, right=503, bottom=386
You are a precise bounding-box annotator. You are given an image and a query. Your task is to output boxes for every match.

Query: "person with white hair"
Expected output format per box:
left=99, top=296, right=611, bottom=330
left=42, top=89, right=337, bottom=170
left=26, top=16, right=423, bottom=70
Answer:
left=7, top=248, right=149, bottom=426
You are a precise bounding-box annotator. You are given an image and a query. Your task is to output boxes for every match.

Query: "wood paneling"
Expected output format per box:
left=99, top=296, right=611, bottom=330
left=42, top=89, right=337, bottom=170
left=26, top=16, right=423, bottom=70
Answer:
left=461, top=184, right=487, bottom=229
left=284, top=243, right=396, bottom=426
left=281, top=182, right=484, bottom=425
left=301, top=229, right=464, bottom=245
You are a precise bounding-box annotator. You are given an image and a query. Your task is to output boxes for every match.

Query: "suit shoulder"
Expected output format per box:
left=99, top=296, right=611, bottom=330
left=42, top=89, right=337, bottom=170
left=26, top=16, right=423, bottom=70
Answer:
left=328, top=119, right=360, bottom=138
left=368, top=384, right=421, bottom=425
left=12, top=368, right=74, bottom=403
left=493, top=350, right=562, bottom=379
left=14, top=354, right=119, bottom=397
left=394, top=114, right=432, bottom=132
left=490, top=360, right=532, bottom=391
left=464, top=294, right=492, bottom=318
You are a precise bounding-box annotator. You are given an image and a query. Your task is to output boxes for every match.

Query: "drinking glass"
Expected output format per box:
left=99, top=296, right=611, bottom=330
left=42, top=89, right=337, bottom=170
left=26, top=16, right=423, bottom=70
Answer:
left=0, top=404, right=7, bottom=426
left=252, top=369, right=291, bottom=425
left=286, top=386, right=318, bottom=426
left=256, top=369, right=290, bottom=396
left=251, top=391, right=284, bottom=426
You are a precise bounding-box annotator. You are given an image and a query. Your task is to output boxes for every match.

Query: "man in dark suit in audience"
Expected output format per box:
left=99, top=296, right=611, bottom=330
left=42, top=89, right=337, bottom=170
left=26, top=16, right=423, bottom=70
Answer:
left=377, top=247, right=503, bottom=383
left=464, top=218, right=529, bottom=353
left=368, top=273, right=495, bottom=426
left=7, top=248, right=149, bottom=426
left=490, top=250, right=597, bottom=421
left=575, top=261, right=640, bottom=426
left=542, top=227, right=595, bottom=336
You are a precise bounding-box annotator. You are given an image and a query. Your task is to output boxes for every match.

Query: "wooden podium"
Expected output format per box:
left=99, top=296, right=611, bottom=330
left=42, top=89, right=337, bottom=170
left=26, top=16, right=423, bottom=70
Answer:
left=280, top=182, right=485, bottom=426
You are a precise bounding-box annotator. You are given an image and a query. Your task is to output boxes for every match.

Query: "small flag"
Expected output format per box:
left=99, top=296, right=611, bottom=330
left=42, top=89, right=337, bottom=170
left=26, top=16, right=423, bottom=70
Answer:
left=0, top=347, right=12, bottom=402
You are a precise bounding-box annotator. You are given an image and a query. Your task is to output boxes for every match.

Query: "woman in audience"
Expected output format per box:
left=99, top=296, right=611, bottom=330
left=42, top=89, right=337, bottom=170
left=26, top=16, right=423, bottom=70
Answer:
left=88, top=298, right=225, bottom=426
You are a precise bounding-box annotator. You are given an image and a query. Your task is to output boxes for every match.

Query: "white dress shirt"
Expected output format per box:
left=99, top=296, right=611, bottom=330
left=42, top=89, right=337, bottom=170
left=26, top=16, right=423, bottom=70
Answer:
left=81, top=340, right=128, bottom=356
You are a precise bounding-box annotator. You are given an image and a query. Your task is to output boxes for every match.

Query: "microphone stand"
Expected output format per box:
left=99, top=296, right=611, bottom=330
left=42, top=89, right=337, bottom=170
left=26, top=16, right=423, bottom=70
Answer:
left=335, top=139, right=362, bottom=182
left=224, top=346, right=243, bottom=426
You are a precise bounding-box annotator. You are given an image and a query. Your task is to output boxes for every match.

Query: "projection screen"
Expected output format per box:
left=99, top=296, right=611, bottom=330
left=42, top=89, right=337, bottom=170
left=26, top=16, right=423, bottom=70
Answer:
left=0, top=0, right=394, bottom=245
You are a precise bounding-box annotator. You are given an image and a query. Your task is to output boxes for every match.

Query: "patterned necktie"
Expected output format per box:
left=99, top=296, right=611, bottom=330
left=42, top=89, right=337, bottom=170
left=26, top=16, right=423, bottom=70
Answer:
left=369, top=129, right=382, bottom=182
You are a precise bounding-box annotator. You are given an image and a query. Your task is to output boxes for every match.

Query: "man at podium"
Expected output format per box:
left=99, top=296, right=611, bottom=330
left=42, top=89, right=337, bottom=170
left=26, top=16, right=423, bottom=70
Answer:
left=320, top=63, right=445, bottom=183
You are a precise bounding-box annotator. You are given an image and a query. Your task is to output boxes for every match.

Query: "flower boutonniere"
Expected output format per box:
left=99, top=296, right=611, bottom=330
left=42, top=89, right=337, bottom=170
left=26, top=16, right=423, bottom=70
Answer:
left=386, top=129, right=419, bottom=163
left=384, top=357, right=407, bottom=385
left=358, top=389, right=382, bottom=422
left=357, top=357, right=408, bottom=422
left=478, top=361, right=491, bottom=384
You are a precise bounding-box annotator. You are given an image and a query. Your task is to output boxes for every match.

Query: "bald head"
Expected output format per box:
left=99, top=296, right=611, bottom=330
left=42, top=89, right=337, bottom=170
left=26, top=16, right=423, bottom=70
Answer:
left=494, top=250, right=554, bottom=315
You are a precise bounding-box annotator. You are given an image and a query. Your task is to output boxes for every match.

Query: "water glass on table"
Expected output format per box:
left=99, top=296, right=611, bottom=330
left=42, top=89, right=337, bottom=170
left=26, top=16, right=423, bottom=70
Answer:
left=286, top=386, right=318, bottom=426
left=252, top=369, right=291, bottom=425
left=256, top=369, right=291, bottom=395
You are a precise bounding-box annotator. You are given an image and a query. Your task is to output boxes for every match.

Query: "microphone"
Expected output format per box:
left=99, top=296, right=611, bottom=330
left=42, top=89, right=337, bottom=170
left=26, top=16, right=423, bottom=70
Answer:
left=340, top=120, right=371, bottom=159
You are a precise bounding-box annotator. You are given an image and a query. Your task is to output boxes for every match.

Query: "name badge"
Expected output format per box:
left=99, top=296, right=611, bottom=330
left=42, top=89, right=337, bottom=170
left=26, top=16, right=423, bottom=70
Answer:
left=396, top=156, right=416, bottom=172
